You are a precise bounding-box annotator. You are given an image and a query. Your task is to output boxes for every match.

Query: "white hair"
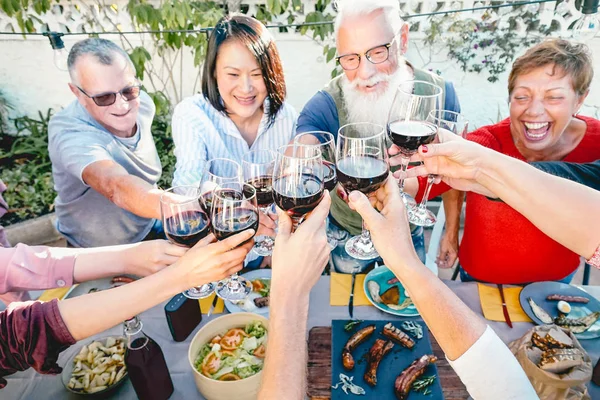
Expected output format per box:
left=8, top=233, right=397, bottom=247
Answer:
left=334, top=0, right=404, bottom=39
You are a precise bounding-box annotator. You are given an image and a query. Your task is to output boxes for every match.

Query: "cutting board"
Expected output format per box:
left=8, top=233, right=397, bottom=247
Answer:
left=307, top=326, right=470, bottom=400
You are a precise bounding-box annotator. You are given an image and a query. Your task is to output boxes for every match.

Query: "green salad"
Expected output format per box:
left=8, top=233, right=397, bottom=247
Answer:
left=194, top=321, right=267, bottom=381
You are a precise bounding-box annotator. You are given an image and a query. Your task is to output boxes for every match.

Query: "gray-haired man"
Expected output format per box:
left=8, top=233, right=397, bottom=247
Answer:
left=48, top=38, right=164, bottom=247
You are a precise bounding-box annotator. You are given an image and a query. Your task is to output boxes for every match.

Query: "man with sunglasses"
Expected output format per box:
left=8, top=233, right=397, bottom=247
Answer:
left=48, top=38, right=164, bottom=248
left=296, top=0, right=461, bottom=264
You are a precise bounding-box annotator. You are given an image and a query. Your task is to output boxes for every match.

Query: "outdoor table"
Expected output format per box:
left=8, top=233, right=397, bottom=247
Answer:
left=2, top=278, right=599, bottom=399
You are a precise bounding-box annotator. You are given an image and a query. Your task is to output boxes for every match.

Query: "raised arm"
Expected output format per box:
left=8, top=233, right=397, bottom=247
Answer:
left=532, top=159, right=600, bottom=191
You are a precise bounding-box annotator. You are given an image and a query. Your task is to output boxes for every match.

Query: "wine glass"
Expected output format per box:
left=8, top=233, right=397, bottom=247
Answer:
left=388, top=80, right=442, bottom=211
left=211, top=182, right=259, bottom=300
left=160, top=185, right=213, bottom=299
left=272, top=144, right=325, bottom=231
left=336, top=122, right=389, bottom=260
left=242, top=149, right=276, bottom=256
left=294, top=131, right=339, bottom=249
left=199, top=158, right=243, bottom=213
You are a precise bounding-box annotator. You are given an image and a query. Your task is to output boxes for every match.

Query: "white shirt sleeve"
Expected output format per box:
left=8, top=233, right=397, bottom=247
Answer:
left=447, top=326, right=539, bottom=400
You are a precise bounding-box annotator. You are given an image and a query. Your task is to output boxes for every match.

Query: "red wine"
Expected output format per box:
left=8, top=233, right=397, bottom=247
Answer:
left=273, top=174, right=324, bottom=218
left=125, top=337, right=174, bottom=400
left=212, top=208, right=259, bottom=241
left=323, top=161, right=337, bottom=192
left=337, top=156, right=388, bottom=195
left=388, top=120, right=437, bottom=155
left=246, top=175, right=274, bottom=207
left=164, top=210, right=211, bottom=247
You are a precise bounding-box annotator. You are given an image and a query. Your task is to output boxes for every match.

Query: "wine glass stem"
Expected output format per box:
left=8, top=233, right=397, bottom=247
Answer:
left=397, top=155, right=411, bottom=193
left=359, top=220, right=371, bottom=245
left=418, top=174, right=436, bottom=210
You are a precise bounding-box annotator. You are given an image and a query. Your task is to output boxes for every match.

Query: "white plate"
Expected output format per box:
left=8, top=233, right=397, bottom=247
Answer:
left=224, top=269, right=271, bottom=316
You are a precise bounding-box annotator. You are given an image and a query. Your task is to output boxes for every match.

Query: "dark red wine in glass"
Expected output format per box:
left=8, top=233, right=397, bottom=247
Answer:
left=164, top=210, right=211, bottom=247
left=323, top=161, right=338, bottom=192
left=245, top=175, right=273, bottom=208
left=337, top=156, right=388, bottom=195
left=273, top=173, right=324, bottom=218
left=388, top=120, right=437, bottom=155
left=211, top=208, right=259, bottom=243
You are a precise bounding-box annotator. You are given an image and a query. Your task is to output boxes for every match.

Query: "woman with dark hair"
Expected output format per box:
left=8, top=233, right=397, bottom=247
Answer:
left=171, top=14, right=298, bottom=187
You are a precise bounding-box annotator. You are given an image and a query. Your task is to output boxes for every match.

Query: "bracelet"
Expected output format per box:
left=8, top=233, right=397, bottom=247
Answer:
left=587, top=245, right=600, bottom=269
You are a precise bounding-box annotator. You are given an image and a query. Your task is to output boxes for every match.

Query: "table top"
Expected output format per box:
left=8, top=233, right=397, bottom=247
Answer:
left=2, top=278, right=600, bottom=399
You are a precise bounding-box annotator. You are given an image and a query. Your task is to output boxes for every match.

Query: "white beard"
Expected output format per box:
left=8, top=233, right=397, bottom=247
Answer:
left=341, top=62, right=414, bottom=129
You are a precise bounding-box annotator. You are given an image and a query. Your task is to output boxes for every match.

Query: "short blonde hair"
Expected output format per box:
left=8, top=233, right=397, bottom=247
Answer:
left=508, top=39, right=593, bottom=97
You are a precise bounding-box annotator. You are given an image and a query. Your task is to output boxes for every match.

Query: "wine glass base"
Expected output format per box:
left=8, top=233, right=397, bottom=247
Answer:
left=400, top=192, right=417, bottom=209
left=345, top=236, right=380, bottom=260
left=407, top=207, right=437, bottom=227
left=253, top=235, right=274, bottom=256
left=183, top=283, right=215, bottom=300
left=216, top=276, right=252, bottom=301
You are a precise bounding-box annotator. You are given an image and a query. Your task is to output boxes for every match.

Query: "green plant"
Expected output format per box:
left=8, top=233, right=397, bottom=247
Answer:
left=0, top=89, right=13, bottom=133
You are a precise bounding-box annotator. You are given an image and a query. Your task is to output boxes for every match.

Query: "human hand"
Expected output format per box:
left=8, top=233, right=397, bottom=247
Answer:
left=436, top=232, right=459, bottom=269
left=347, top=176, right=421, bottom=270
left=271, top=191, right=331, bottom=299
left=124, top=240, right=188, bottom=276
left=256, top=208, right=277, bottom=238
left=171, top=230, right=255, bottom=291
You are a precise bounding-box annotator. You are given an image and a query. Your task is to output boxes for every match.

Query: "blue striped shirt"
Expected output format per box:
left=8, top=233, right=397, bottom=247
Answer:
left=172, top=94, right=299, bottom=187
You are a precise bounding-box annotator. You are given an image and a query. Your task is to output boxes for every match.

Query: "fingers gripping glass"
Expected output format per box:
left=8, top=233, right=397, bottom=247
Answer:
left=76, top=84, right=142, bottom=107
left=336, top=43, right=392, bottom=71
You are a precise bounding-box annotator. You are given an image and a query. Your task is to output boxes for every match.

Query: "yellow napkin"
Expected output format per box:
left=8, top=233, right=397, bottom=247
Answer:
left=478, top=283, right=533, bottom=323
left=38, top=285, right=75, bottom=302
left=199, top=294, right=225, bottom=315
left=330, top=272, right=371, bottom=306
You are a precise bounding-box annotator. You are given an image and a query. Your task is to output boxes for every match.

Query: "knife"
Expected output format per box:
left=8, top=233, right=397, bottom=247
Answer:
left=497, top=284, right=513, bottom=328
left=207, top=295, right=219, bottom=317
left=348, top=272, right=357, bottom=319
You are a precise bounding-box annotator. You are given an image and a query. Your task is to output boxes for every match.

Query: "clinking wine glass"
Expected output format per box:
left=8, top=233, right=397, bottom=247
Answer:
left=242, top=149, right=276, bottom=257
left=211, top=182, right=259, bottom=301
left=336, top=122, right=389, bottom=260
left=199, top=158, right=243, bottom=213
left=160, top=185, right=213, bottom=299
left=388, top=80, right=442, bottom=211
left=272, top=144, right=325, bottom=231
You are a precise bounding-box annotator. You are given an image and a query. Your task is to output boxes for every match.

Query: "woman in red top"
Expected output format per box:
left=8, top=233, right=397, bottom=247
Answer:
left=412, top=39, right=599, bottom=284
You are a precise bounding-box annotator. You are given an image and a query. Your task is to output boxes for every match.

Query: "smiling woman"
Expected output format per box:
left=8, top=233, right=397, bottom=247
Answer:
left=417, top=38, right=600, bottom=285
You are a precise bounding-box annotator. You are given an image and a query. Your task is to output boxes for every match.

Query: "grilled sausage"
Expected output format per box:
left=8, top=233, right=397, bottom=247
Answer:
left=546, top=294, right=589, bottom=304
left=364, top=339, right=394, bottom=386
left=394, top=354, right=437, bottom=400
left=383, top=322, right=415, bottom=349
left=253, top=296, right=269, bottom=308
left=342, top=325, right=375, bottom=370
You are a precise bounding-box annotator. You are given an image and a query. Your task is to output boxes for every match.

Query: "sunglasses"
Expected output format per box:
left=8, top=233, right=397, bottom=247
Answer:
left=76, top=84, right=142, bottom=107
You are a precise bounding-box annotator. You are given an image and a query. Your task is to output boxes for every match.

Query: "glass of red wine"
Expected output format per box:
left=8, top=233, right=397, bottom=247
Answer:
left=242, top=149, right=276, bottom=257
left=211, top=182, right=259, bottom=301
left=272, top=144, right=325, bottom=231
left=160, top=185, right=213, bottom=299
left=388, top=80, right=442, bottom=212
left=336, top=122, right=389, bottom=260
left=199, top=158, right=243, bottom=213
left=412, top=110, right=470, bottom=226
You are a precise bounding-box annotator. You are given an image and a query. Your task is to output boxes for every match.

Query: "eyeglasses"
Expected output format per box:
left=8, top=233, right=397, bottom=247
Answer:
left=336, top=43, right=392, bottom=71
left=76, top=84, right=142, bottom=107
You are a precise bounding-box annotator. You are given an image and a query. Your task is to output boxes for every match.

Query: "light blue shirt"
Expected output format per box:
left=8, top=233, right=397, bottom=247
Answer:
left=48, top=91, right=161, bottom=248
left=171, top=94, right=298, bottom=187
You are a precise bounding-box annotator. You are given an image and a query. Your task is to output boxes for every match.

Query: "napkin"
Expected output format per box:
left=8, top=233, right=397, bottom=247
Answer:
left=199, top=294, right=225, bottom=315
left=478, top=283, right=533, bottom=323
left=330, top=272, right=371, bottom=306
left=38, top=285, right=75, bottom=302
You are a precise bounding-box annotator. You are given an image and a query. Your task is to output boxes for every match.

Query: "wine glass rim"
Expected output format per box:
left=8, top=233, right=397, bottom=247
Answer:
left=294, top=131, right=335, bottom=147
left=241, top=149, right=276, bottom=166
left=427, top=109, right=468, bottom=123
left=160, top=185, right=201, bottom=205
left=276, top=144, right=323, bottom=161
left=213, top=182, right=257, bottom=202
left=203, top=158, right=242, bottom=178
left=397, top=80, right=443, bottom=98
left=338, top=122, right=385, bottom=140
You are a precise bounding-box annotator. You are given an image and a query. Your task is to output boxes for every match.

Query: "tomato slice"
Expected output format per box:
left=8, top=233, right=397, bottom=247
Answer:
left=201, top=352, right=221, bottom=376
left=253, top=344, right=266, bottom=358
left=218, top=373, right=241, bottom=381
left=252, top=280, right=265, bottom=292
left=210, top=335, right=222, bottom=345
left=220, top=328, right=248, bottom=351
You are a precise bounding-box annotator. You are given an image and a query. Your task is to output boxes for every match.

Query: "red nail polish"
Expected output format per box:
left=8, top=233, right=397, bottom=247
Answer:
left=422, top=145, right=429, bottom=153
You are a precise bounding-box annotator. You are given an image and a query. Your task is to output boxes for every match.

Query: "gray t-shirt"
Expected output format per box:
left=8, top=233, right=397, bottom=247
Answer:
left=48, top=91, right=162, bottom=247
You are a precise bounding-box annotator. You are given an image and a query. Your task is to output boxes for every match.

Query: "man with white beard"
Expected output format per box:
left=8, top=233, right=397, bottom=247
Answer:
left=297, top=0, right=461, bottom=262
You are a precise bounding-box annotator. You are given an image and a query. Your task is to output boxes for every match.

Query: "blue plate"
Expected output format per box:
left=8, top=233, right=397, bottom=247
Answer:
left=363, top=266, right=419, bottom=317
left=519, top=281, right=600, bottom=339
left=331, top=319, right=443, bottom=400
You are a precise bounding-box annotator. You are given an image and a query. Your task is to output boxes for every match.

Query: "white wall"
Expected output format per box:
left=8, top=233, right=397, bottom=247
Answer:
left=1, top=32, right=599, bottom=130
